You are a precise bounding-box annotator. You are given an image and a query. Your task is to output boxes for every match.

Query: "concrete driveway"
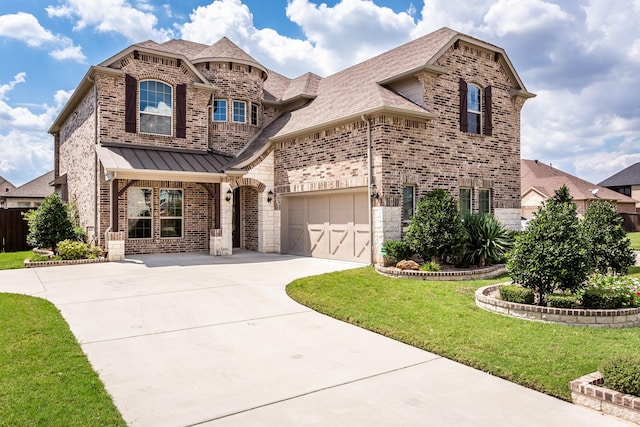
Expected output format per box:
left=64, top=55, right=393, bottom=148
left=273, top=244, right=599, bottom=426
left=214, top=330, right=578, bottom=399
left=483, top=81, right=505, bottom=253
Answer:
left=0, top=252, right=630, bottom=426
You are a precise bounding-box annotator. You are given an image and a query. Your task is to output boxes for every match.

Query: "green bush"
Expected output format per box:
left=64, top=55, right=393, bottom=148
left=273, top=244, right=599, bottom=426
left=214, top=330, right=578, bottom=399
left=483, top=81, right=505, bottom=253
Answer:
left=56, top=240, right=89, bottom=260
left=499, top=285, right=534, bottom=304
left=73, top=226, right=87, bottom=242
left=419, top=261, right=440, bottom=272
left=581, top=288, right=627, bottom=309
left=546, top=293, right=579, bottom=309
left=507, top=185, right=589, bottom=305
left=404, top=189, right=464, bottom=263
left=461, top=213, right=513, bottom=267
left=88, top=246, right=103, bottom=259
left=381, top=240, right=413, bottom=263
left=600, top=355, right=640, bottom=396
left=23, top=194, right=75, bottom=250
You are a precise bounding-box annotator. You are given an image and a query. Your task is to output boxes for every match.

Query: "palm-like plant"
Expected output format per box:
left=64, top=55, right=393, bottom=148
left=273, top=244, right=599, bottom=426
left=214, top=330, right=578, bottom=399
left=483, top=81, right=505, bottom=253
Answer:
left=462, top=213, right=514, bottom=267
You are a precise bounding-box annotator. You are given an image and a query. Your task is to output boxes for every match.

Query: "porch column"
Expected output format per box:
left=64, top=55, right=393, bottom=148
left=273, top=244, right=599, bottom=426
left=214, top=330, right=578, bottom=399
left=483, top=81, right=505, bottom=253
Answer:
left=210, top=182, right=233, bottom=256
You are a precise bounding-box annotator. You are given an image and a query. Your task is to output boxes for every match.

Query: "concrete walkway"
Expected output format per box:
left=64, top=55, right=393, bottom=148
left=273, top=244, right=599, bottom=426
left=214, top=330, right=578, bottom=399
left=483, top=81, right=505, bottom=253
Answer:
left=0, top=252, right=632, bottom=426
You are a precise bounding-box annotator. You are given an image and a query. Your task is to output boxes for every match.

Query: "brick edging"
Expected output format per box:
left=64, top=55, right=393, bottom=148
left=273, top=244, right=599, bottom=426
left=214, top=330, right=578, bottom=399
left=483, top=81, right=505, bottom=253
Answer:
left=24, top=258, right=108, bottom=268
left=476, top=284, right=640, bottom=327
left=570, top=372, right=640, bottom=424
left=374, top=264, right=506, bottom=281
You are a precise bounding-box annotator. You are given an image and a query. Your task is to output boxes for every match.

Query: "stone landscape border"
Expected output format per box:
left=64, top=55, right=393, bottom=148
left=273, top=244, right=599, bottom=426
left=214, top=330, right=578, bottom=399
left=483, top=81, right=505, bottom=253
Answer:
left=24, top=258, right=107, bottom=268
left=476, top=284, right=640, bottom=328
left=374, top=264, right=506, bottom=281
left=570, top=372, right=640, bottom=424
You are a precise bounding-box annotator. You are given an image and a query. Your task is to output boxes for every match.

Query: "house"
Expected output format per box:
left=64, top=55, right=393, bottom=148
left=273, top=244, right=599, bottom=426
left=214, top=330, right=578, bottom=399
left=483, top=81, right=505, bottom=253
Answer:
left=0, top=176, right=15, bottom=196
left=599, top=162, right=640, bottom=209
left=0, top=171, right=54, bottom=209
left=50, top=27, right=534, bottom=263
left=521, top=159, right=638, bottom=230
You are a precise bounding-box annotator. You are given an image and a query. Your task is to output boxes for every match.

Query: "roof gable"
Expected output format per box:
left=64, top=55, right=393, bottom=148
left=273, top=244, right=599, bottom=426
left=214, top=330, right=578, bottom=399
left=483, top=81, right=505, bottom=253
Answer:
left=599, top=162, right=640, bottom=187
left=3, top=170, right=54, bottom=198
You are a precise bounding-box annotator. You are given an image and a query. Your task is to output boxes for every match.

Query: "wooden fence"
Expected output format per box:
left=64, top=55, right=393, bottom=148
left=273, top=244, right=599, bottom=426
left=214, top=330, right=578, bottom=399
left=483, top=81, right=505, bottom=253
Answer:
left=0, top=208, right=31, bottom=252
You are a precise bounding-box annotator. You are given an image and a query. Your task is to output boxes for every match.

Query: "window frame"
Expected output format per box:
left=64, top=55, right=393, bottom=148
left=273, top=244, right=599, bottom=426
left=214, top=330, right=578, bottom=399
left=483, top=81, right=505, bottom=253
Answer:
left=250, top=103, right=258, bottom=126
left=159, top=188, right=183, bottom=238
left=127, top=188, right=153, bottom=239
left=402, top=184, right=416, bottom=225
left=213, top=99, right=227, bottom=122
left=467, top=84, right=482, bottom=135
left=233, top=100, right=246, bottom=123
left=460, top=188, right=472, bottom=216
left=139, top=80, right=173, bottom=136
left=479, top=188, right=491, bottom=214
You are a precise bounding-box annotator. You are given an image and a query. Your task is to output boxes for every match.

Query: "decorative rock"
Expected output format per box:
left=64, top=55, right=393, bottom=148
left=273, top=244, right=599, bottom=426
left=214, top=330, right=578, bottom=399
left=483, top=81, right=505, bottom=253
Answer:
left=396, top=260, right=420, bottom=270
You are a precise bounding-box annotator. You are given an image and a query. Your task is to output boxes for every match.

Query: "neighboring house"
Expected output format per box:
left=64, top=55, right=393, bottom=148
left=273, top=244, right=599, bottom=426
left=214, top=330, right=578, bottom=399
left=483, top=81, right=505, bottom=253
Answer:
left=0, top=176, right=15, bottom=196
left=521, top=159, right=638, bottom=230
left=0, top=171, right=54, bottom=209
left=50, top=27, right=534, bottom=263
left=599, top=162, right=640, bottom=209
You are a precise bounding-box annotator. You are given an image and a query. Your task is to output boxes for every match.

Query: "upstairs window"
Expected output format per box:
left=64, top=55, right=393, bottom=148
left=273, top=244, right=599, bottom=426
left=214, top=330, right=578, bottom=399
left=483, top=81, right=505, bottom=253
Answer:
left=459, top=79, right=493, bottom=136
left=233, top=101, right=246, bottom=123
left=250, top=103, right=258, bottom=125
left=139, top=80, right=172, bottom=136
left=467, top=84, right=481, bottom=134
left=213, top=99, right=227, bottom=122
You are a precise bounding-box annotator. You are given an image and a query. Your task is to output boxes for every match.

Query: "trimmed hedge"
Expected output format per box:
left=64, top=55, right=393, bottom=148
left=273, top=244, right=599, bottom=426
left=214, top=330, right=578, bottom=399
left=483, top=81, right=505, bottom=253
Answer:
left=600, top=355, right=640, bottom=397
left=499, top=285, right=534, bottom=305
left=546, top=293, right=579, bottom=309
left=582, top=288, right=627, bottom=309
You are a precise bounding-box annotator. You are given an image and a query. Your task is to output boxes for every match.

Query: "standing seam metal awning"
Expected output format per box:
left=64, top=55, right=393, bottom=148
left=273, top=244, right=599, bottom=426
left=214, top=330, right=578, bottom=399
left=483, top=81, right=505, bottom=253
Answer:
left=95, top=143, right=238, bottom=182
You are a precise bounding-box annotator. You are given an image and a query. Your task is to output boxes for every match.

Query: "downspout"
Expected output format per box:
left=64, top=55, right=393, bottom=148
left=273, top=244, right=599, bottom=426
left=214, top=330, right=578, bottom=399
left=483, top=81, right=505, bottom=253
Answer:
left=362, top=114, right=374, bottom=265
left=88, top=73, right=99, bottom=246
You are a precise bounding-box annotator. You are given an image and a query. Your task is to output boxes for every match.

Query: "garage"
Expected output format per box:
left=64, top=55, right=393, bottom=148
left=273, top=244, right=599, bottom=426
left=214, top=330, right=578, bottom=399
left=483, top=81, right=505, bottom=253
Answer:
left=282, top=191, right=370, bottom=263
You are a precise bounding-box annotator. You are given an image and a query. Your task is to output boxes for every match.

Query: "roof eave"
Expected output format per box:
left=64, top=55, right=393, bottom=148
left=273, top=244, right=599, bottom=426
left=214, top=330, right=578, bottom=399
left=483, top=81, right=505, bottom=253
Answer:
left=103, top=168, right=232, bottom=183
left=192, top=57, right=268, bottom=78
left=377, top=64, right=448, bottom=85
left=262, top=94, right=316, bottom=107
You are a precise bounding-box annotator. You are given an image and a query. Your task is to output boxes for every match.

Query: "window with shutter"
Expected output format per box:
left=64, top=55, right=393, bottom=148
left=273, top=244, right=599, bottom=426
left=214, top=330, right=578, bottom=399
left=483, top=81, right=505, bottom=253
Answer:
left=459, top=78, right=468, bottom=132
left=125, top=74, right=137, bottom=133
left=176, top=84, right=186, bottom=138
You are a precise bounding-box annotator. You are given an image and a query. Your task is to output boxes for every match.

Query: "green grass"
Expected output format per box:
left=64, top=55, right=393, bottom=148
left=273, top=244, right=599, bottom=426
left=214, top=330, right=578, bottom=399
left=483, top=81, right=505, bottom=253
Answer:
left=0, top=250, right=31, bottom=270
left=0, top=294, right=125, bottom=426
left=287, top=267, right=640, bottom=401
left=627, top=232, right=640, bottom=250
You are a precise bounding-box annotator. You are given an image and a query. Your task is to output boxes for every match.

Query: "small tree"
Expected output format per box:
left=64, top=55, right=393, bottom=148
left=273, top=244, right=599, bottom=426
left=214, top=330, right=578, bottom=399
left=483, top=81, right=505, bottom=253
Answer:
left=24, top=193, right=75, bottom=250
left=507, top=185, right=589, bottom=304
left=404, top=189, right=464, bottom=263
left=582, top=200, right=635, bottom=274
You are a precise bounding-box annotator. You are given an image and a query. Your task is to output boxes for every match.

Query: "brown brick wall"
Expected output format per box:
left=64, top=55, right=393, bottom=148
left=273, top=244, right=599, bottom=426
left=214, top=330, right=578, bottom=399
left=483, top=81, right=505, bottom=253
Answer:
left=240, top=186, right=258, bottom=251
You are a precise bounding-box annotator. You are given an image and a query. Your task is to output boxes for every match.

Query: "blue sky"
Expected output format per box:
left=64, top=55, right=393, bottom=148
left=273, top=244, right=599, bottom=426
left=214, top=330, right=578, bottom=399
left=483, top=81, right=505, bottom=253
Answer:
left=0, top=0, right=639, bottom=187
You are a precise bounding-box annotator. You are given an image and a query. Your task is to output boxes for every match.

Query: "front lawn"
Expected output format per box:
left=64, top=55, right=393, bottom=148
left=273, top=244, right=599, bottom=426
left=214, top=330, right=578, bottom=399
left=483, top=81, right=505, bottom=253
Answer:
left=287, top=267, right=640, bottom=401
left=0, top=294, right=125, bottom=426
left=0, top=250, right=31, bottom=270
left=627, top=232, right=640, bottom=250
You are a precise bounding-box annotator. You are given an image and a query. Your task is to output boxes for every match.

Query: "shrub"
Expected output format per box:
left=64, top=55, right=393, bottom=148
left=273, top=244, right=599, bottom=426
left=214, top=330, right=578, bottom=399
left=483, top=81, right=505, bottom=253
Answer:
left=507, top=185, right=589, bottom=305
left=23, top=194, right=75, bottom=251
left=404, top=189, right=464, bottom=263
left=546, top=293, right=579, bottom=309
left=88, top=246, right=103, bottom=259
left=381, top=240, right=413, bottom=264
left=584, top=273, right=640, bottom=308
left=73, top=226, right=87, bottom=242
left=419, top=261, right=440, bottom=272
left=499, top=285, right=534, bottom=305
left=56, top=240, right=89, bottom=260
left=581, top=288, right=627, bottom=309
left=461, top=213, right=513, bottom=267
left=582, top=200, right=635, bottom=274
left=600, top=355, right=640, bottom=397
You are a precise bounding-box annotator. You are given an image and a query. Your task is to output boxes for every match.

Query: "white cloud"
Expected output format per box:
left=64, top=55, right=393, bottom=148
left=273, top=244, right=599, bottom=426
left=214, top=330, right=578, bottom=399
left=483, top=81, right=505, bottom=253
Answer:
left=50, top=44, right=86, bottom=62
left=483, top=0, right=572, bottom=37
left=0, top=73, right=65, bottom=131
left=46, top=0, right=173, bottom=42
left=0, top=130, right=53, bottom=187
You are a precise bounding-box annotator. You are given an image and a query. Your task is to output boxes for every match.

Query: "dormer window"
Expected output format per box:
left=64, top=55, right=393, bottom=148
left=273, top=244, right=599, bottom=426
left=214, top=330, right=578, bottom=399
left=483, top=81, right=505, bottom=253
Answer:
left=139, top=80, right=172, bottom=136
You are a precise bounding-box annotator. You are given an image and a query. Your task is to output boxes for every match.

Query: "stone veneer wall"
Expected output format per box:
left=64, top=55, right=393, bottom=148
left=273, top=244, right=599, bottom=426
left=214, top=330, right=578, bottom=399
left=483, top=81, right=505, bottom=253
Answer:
left=570, top=372, right=640, bottom=425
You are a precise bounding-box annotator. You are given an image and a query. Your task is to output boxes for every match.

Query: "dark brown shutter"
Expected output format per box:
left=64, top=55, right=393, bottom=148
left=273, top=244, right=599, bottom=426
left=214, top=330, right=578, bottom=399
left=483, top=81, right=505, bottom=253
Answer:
left=125, top=74, right=137, bottom=133
left=176, top=84, right=186, bottom=138
left=459, top=78, right=468, bottom=133
left=484, top=86, right=493, bottom=136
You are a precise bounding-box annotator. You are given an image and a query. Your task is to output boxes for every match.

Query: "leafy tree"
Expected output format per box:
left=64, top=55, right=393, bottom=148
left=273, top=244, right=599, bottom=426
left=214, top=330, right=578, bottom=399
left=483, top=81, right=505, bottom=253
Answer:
left=404, top=189, right=464, bottom=263
left=462, top=213, right=514, bottom=267
left=507, top=185, right=589, bottom=304
left=582, top=200, right=635, bottom=274
left=24, top=194, right=75, bottom=250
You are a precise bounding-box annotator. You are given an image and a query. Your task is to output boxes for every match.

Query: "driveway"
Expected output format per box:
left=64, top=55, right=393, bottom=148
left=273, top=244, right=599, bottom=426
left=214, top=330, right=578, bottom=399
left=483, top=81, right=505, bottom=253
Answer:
left=0, top=252, right=630, bottom=426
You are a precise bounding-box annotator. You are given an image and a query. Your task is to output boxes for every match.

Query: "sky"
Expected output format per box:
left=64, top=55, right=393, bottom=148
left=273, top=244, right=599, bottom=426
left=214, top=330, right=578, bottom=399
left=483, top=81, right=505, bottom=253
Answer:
left=0, top=0, right=639, bottom=187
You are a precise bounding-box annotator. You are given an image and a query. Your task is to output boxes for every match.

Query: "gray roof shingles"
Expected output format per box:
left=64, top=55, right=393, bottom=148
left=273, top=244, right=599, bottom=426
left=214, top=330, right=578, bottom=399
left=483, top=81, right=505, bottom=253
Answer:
left=3, top=170, right=54, bottom=199
left=599, top=162, right=640, bottom=187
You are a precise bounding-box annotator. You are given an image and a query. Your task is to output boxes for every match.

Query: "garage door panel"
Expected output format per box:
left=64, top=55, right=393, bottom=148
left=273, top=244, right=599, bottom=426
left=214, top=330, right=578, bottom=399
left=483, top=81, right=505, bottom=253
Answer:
left=285, top=191, right=370, bottom=263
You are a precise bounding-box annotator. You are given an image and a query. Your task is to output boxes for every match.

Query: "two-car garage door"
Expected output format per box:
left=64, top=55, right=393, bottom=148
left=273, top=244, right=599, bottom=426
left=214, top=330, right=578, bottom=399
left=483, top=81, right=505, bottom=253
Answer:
left=283, top=191, right=370, bottom=263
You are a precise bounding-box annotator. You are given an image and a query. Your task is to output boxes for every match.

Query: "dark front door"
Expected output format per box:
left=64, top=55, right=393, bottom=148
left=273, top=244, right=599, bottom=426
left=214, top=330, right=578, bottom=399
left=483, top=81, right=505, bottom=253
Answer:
left=232, top=187, right=240, bottom=248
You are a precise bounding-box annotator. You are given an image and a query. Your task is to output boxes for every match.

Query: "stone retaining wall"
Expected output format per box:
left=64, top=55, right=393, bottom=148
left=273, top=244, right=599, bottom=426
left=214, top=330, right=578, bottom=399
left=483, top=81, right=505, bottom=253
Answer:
left=476, top=284, right=640, bottom=328
left=375, top=264, right=506, bottom=281
left=570, top=372, right=640, bottom=424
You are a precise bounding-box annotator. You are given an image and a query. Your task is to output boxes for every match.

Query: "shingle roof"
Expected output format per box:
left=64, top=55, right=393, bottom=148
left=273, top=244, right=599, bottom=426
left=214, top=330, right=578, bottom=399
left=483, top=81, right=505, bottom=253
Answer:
left=599, top=162, right=640, bottom=187
left=521, top=159, right=636, bottom=203
left=0, top=176, right=15, bottom=194
left=3, top=170, right=54, bottom=199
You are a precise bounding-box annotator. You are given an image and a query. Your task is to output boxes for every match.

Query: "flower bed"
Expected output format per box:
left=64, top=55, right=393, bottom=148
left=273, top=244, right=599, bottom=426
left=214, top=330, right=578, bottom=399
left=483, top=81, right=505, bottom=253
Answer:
left=476, top=284, right=640, bottom=328
left=570, top=371, right=640, bottom=424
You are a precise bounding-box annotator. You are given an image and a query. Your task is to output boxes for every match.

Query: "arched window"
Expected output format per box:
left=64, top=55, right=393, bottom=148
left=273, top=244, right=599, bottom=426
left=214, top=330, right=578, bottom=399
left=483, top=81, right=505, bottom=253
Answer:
left=139, top=80, right=172, bottom=136
left=467, top=84, right=481, bottom=134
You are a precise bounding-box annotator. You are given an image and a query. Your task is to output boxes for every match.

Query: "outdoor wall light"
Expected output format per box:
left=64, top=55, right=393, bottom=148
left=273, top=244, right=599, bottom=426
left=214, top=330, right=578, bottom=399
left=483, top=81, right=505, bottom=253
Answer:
left=225, top=188, right=232, bottom=202
left=267, top=189, right=274, bottom=203
left=369, top=183, right=379, bottom=199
